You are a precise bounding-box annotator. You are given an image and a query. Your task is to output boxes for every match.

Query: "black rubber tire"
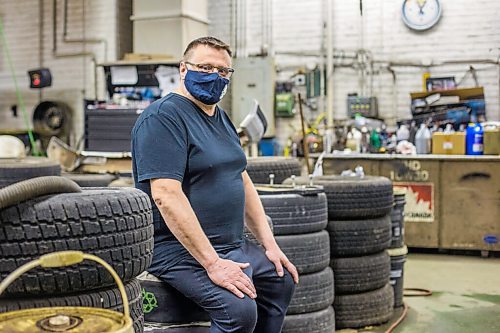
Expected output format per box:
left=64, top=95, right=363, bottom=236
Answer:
left=246, top=157, right=301, bottom=184
left=138, top=272, right=210, bottom=324
left=62, top=172, right=118, bottom=187
left=259, top=192, right=328, bottom=235
left=0, top=157, right=60, bottom=188
left=0, top=187, right=154, bottom=296
left=327, top=215, right=392, bottom=257
left=282, top=306, right=335, bottom=333
left=334, top=283, right=394, bottom=329
left=284, top=175, right=393, bottom=219
left=275, top=230, right=330, bottom=274
left=0, top=279, right=144, bottom=333
left=288, top=267, right=334, bottom=315
left=330, top=251, right=390, bottom=295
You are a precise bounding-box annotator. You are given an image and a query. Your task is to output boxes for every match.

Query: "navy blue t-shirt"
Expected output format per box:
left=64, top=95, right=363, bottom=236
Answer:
left=131, top=93, right=247, bottom=271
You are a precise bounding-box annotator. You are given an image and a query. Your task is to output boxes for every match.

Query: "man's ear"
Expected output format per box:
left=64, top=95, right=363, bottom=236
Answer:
left=179, top=62, right=187, bottom=80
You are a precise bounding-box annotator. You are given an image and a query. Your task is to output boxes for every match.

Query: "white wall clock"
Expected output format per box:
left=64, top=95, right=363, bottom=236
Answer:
left=402, top=0, right=442, bottom=31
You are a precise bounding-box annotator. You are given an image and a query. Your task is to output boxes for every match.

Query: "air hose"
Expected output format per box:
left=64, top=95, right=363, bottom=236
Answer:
left=0, top=176, right=81, bottom=210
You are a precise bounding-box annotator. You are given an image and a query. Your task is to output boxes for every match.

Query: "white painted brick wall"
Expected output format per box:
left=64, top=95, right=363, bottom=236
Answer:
left=209, top=0, right=500, bottom=130
left=1, top=0, right=497, bottom=148
left=0, top=0, right=128, bottom=145
left=0, top=0, right=120, bottom=96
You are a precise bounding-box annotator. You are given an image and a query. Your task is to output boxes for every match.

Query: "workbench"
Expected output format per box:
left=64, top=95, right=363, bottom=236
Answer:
left=315, top=153, right=500, bottom=252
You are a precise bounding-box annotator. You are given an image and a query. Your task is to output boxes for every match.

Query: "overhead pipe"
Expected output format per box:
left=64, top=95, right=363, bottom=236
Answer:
left=358, top=0, right=365, bottom=96
left=268, top=0, right=273, bottom=56
left=326, top=0, right=333, bottom=129
left=230, top=0, right=236, bottom=56
left=235, top=0, right=242, bottom=57
left=498, top=53, right=500, bottom=112
left=242, top=0, right=247, bottom=57
left=276, top=43, right=499, bottom=66
left=62, top=0, right=108, bottom=60
left=387, top=66, right=398, bottom=125
left=38, top=0, right=44, bottom=102
left=233, top=0, right=238, bottom=57
left=129, top=13, right=209, bottom=25
left=318, top=0, right=327, bottom=123
left=376, top=58, right=500, bottom=67
left=260, top=0, right=265, bottom=54
left=52, top=0, right=98, bottom=100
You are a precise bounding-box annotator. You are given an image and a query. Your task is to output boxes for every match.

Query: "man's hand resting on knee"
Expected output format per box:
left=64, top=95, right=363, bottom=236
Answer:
left=264, top=245, right=299, bottom=284
left=206, top=257, right=257, bottom=299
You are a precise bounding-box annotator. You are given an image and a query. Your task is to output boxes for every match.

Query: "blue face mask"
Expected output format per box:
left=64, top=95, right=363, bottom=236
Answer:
left=184, top=70, right=229, bottom=105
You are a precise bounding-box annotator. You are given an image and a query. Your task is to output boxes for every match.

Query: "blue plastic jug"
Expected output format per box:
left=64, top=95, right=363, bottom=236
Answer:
left=465, top=123, right=484, bottom=155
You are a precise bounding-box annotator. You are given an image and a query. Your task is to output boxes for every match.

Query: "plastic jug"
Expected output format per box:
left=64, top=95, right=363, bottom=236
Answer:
left=409, top=121, right=417, bottom=144
left=415, top=124, right=431, bottom=154
left=345, top=132, right=357, bottom=152
left=396, top=124, right=410, bottom=142
left=466, top=123, right=484, bottom=155
left=352, top=128, right=362, bottom=153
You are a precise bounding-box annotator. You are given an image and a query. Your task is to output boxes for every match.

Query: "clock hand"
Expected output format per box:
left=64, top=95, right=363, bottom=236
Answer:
left=417, top=0, right=427, bottom=15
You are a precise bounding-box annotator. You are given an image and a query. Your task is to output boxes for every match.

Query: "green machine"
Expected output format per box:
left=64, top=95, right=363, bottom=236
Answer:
left=275, top=93, right=295, bottom=118
left=306, top=68, right=326, bottom=99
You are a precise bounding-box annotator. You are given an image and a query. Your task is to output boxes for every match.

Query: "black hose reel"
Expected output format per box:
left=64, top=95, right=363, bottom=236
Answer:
left=33, top=101, right=70, bottom=137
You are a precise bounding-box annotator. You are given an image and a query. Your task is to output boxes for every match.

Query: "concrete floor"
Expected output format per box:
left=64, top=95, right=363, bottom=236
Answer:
left=144, top=253, right=500, bottom=333
left=339, top=253, right=500, bottom=333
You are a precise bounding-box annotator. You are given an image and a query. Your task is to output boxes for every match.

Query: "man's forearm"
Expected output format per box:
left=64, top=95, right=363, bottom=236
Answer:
left=151, top=179, right=219, bottom=269
left=242, top=172, right=279, bottom=251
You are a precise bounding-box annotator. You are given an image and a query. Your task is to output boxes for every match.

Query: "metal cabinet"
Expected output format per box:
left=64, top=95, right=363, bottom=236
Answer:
left=85, top=108, right=142, bottom=152
left=380, top=159, right=441, bottom=248
left=440, top=160, right=500, bottom=250
left=319, top=154, right=500, bottom=251
left=231, top=57, right=275, bottom=137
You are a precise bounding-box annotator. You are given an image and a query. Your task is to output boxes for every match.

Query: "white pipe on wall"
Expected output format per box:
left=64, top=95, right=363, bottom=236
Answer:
left=267, top=0, right=273, bottom=55
left=318, top=0, right=326, bottom=119
left=326, top=0, right=334, bottom=128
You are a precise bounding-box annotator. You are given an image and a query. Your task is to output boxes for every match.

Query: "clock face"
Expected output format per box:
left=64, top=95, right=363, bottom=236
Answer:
left=402, top=0, right=442, bottom=31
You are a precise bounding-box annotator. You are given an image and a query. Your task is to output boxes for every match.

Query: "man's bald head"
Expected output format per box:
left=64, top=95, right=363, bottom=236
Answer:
left=182, top=36, right=232, bottom=61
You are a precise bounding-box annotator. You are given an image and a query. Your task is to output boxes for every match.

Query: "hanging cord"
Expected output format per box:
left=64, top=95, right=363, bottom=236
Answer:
left=0, top=16, right=39, bottom=156
left=384, top=302, right=409, bottom=333
left=384, top=288, right=433, bottom=333
left=404, top=287, right=433, bottom=297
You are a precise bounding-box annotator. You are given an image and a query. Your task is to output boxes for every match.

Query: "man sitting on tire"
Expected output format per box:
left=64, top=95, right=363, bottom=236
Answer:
left=132, top=36, right=298, bottom=333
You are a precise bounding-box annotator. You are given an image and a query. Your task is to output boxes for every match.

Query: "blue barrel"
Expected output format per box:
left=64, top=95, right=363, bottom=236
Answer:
left=466, top=123, right=484, bottom=155
left=259, top=138, right=277, bottom=156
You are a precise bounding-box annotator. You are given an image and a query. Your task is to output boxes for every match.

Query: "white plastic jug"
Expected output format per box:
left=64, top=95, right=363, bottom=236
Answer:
left=415, top=124, right=431, bottom=154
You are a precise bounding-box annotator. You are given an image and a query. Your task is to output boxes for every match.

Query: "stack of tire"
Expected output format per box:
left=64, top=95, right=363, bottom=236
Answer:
left=62, top=172, right=118, bottom=187
left=138, top=217, right=275, bottom=332
left=0, top=157, right=61, bottom=188
left=284, top=175, right=394, bottom=330
left=246, top=157, right=302, bottom=184
left=0, top=168, right=154, bottom=333
left=388, top=187, right=408, bottom=308
left=258, top=185, right=335, bottom=333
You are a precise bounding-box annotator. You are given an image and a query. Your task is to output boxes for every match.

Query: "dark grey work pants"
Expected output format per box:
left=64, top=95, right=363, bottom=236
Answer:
left=155, top=240, right=296, bottom=333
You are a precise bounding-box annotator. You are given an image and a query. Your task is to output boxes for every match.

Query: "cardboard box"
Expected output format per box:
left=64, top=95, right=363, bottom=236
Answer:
left=484, top=129, right=500, bottom=155
left=432, top=132, right=466, bottom=155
